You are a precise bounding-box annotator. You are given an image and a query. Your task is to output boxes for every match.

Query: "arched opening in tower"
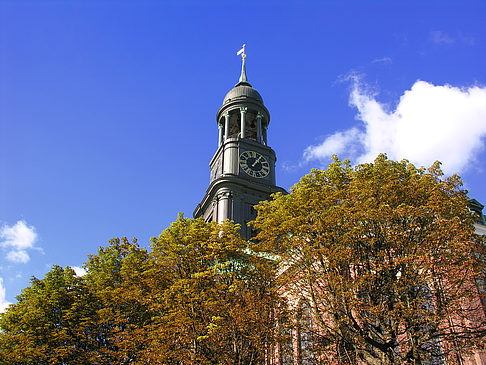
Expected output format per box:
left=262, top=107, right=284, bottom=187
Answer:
left=225, top=110, right=260, bottom=142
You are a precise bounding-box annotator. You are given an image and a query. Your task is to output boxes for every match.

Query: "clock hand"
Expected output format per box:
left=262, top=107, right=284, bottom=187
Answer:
left=252, top=155, right=262, bottom=167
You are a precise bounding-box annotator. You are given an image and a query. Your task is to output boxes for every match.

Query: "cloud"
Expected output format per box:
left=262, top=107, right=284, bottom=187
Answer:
left=0, top=221, right=38, bottom=264
left=372, top=57, right=392, bottom=64
left=429, top=30, right=475, bottom=46
left=304, top=77, right=486, bottom=175
left=304, top=128, right=363, bottom=161
left=429, top=30, right=455, bottom=45
left=72, top=266, right=87, bottom=277
left=0, top=278, right=11, bottom=312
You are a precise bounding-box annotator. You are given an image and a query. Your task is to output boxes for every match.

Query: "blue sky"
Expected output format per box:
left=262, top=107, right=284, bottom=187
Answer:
left=1, top=0, right=486, bottom=307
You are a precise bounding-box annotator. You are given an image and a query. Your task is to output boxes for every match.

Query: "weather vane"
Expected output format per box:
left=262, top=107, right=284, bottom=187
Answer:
left=236, top=44, right=249, bottom=85
left=237, top=44, right=246, bottom=59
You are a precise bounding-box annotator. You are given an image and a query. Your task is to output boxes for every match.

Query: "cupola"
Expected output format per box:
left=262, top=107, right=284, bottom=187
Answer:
left=216, top=54, right=270, bottom=146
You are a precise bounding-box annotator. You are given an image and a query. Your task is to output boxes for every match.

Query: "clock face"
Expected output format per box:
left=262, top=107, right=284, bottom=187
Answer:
left=239, top=151, right=270, bottom=178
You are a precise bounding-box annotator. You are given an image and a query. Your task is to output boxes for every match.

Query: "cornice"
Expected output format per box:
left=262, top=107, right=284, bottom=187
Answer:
left=474, top=223, right=486, bottom=236
left=193, top=175, right=287, bottom=218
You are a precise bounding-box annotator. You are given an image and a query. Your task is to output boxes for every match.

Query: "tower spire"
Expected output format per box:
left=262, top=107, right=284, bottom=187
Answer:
left=194, top=46, right=286, bottom=239
left=236, top=44, right=251, bottom=87
left=239, top=56, right=248, bottom=83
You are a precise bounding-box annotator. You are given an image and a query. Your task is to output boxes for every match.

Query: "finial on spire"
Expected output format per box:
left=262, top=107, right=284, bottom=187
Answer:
left=236, top=44, right=250, bottom=86
left=237, top=44, right=246, bottom=58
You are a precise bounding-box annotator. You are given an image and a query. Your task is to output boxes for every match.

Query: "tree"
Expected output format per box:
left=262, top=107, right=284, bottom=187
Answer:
left=82, top=237, right=153, bottom=364
left=143, top=215, right=283, bottom=364
left=0, top=217, right=283, bottom=364
left=0, top=265, right=98, bottom=364
left=250, top=154, right=486, bottom=364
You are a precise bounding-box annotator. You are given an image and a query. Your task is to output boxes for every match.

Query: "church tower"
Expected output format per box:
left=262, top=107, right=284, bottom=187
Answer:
left=194, top=49, right=286, bottom=239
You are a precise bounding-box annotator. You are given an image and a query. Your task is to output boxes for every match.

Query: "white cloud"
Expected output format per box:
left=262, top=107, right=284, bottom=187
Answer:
left=304, top=128, right=363, bottom=161
left=0, top=221, right=38, bottom=264
left=0, top=277, right=11, bottom=312
left=72, top=266, right=87, bottom=277
left=429, top=30, right=454, bottom=45
left=372, top=57, right=392, bottom=64
left=429, top=30, right=475, bottom=46
left=6, top=250, right=30, bottom=264
left=304, top=78, right=486, bottom=175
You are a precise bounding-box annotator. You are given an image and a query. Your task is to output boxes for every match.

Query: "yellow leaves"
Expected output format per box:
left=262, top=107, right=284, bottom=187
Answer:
left=129, top=216, right=281, bottom=362
left=250, top=154, right=485, bottom=363
left=192, top=271, right=210, bottom=279
left=205, top=316, right=224, bottom=337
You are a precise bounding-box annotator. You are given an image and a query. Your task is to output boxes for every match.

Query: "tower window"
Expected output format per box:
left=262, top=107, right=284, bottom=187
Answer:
left=229, top=113, right=240, bottom=138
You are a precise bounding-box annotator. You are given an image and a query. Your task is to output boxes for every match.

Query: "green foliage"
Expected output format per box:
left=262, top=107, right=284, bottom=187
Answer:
left=0, top=266, right=97, bottom=364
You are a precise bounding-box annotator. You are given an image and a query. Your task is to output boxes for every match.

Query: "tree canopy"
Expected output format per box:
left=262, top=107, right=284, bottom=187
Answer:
left=250, top=154, right=486, bottom=364
left=0, top=216, right=282, bottom=364
left=1, top=155, right=485, bottom=364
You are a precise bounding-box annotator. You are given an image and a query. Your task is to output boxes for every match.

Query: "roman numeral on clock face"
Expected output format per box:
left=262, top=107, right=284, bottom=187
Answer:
left=239, top=151, right=270, bottom=178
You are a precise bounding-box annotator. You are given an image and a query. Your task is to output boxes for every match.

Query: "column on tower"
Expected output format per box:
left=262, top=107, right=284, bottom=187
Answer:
left=222, top=140, right=238, bottom=175
left=240, top=107, right=247, bottom=138
left=218, top=121, right=223, bottom=146
left=224, top=112, right=230, bottom=141
left=256, top=113, right=263, bottom=143
left=217, top=190, right=232, bottom=223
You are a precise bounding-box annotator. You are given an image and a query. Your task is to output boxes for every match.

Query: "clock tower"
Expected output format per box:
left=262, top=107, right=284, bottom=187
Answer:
left=194, top=51, right=286, bottom=239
